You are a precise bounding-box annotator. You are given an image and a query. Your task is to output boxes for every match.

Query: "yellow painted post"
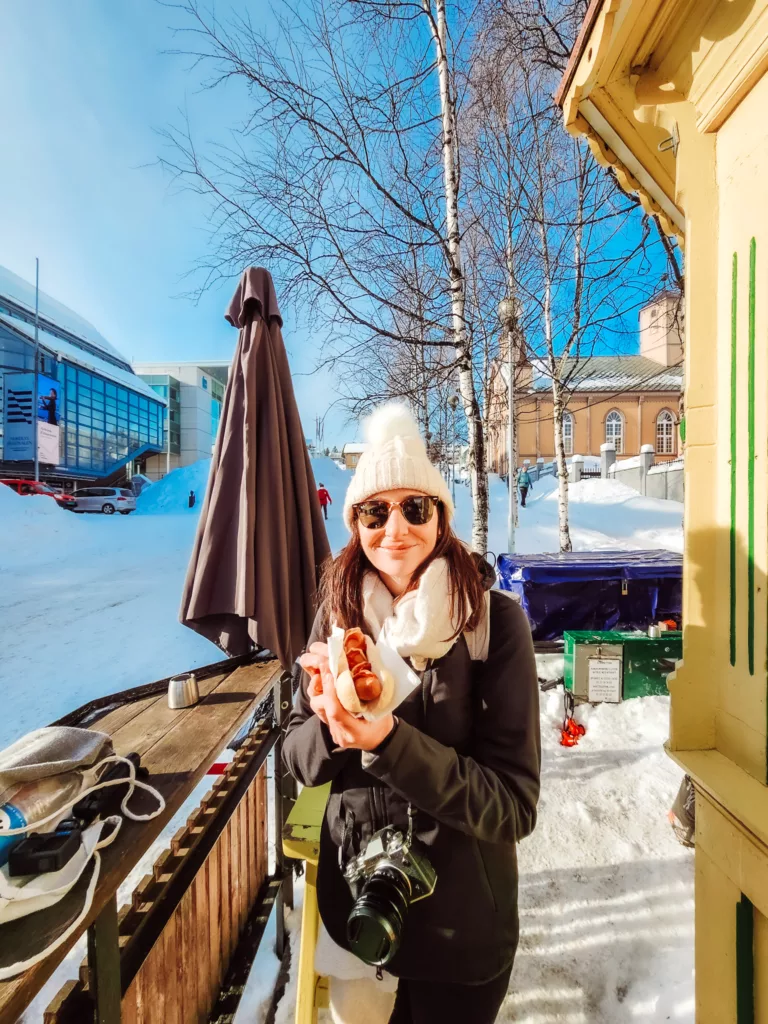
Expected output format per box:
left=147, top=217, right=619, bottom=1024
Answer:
left=282, top=784, right=331, bottom=1024
left=554, top=1, right=768, bottom=1017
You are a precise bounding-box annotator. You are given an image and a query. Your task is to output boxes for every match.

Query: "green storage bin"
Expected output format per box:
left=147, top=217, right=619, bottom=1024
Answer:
left=622, top=632, right=682, bottom=698
left=564, top=630, right=682, bottom=701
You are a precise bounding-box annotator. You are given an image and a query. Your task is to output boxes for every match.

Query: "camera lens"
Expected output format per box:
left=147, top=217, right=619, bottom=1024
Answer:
left=346, top=865, right=411, bottom=966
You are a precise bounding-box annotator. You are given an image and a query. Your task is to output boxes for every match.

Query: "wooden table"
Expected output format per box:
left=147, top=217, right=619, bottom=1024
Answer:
left=0, top=657, right=281, bottom=1024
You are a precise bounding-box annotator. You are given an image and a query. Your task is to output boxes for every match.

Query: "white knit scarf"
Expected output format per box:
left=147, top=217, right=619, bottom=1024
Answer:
left=361, top=558, right=467, bottom=671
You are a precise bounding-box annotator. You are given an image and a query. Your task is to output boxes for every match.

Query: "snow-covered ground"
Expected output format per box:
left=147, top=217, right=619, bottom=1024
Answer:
left=0, top=463, right=682, bottom=747
left=246, top=693, right=693, bottom=1024
left=0, top=459, right=689, bottom=1023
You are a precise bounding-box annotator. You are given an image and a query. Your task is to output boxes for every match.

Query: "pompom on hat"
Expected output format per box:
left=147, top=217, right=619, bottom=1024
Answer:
left=343, top=402, right=454, bottom=530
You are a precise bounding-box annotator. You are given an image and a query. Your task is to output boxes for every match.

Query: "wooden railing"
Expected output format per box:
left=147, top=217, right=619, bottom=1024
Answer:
left=0, top=656, right=296, bottom=1024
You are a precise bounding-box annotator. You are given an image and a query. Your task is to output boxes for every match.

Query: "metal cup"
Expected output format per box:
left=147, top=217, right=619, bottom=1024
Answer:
left=647, top=624, right=661, bottom=639
left=168, top=672, right=200, bottom=709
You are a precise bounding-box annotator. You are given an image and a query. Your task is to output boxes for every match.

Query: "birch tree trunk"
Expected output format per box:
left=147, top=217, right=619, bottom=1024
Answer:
left=428, top=0, right=488, bottom=553
left=505, top=224, right=520, bottom=531
left=541, top=238, right=573, bottom=551
left=552, top=379, right=572, bottom=551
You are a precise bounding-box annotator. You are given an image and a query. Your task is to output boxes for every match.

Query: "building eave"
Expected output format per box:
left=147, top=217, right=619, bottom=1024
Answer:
left=554, top=0, right=606, bottom=109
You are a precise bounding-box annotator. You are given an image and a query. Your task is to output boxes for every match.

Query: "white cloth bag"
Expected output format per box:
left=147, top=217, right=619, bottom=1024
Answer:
left=0, top=741, right=165, bottom=980
left=0, top=817, right=119, bottom=979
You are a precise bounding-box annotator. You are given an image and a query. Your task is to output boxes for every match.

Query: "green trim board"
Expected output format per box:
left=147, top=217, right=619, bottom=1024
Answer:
left=748, top=239, right=756, bottom=675
left=736, top=892, right=755, bottom=1024
left=731, top=252, right=738, bottom=667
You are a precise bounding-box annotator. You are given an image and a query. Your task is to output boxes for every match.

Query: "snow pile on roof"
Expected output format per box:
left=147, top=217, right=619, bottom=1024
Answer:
left=0, top=315, right=162, bottom=404
left=136, top=460, right=212, bottom=515
left=0, top=264, right=127, bottom=363
left=531, top=355, right=683, bottom=393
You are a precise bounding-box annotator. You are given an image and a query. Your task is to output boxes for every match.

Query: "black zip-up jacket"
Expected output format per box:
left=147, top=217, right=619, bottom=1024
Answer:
left=283, top=585, right=540, bottom=985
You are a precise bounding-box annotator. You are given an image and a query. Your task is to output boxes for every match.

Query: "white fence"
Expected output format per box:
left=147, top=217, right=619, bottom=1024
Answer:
left=518, top=451, right=683, bottom=501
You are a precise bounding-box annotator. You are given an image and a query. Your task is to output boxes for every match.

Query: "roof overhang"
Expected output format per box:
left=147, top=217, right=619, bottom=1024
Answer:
left=556, top=0, right=768, bottom=247
left=555, top=0, right=687, bottom=243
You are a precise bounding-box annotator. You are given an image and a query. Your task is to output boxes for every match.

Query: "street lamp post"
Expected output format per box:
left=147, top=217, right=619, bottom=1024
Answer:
left=33, top=258, right=40, bottom=482
left=448, top=394, right=459, bottom=504
left=498, top=296, right=520, bottom=555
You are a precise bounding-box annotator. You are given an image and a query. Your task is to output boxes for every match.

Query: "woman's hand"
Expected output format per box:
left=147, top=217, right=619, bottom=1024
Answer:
left=298, top=642, right=331, bottom=700
left=299, top=644, right=395, bottom=752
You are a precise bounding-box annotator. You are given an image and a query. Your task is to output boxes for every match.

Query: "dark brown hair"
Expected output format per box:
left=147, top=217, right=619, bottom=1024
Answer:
left=320, top=503, right=485, bottom=640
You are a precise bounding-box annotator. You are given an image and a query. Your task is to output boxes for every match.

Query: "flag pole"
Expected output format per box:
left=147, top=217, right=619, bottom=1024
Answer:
left=33, top=258, right=40, bottom=482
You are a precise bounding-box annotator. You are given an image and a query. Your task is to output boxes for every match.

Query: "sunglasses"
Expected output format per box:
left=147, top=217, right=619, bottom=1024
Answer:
left=353, top=495, right=440, bottom=530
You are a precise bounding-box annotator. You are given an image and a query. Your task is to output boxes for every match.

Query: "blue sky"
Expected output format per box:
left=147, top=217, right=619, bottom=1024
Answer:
left=0, top=0, right=348, bottom=445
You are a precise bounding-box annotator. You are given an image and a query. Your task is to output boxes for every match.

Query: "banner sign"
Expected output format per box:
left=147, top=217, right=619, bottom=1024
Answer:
left=4, top=373, right=62, bottom=463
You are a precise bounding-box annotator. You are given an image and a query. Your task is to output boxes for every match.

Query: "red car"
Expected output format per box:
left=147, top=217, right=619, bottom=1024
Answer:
left=2, top=479, right=77, bottom=511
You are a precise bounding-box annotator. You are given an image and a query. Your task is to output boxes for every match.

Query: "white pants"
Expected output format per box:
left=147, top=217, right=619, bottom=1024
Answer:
left=328, top=977, right=397, bottom=1024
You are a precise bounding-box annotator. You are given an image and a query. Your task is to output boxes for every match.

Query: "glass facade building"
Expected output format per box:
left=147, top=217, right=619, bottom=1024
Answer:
left=0, top=266, right=166, bottom=483
left=133, top=361, right=229, bottom=479
left=142, top=375, right=182, bottom=456
left=63, top=364, right=164, bottom=475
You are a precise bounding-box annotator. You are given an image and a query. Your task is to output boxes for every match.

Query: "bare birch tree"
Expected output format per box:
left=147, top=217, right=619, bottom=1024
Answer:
left=461, top=3, right=672, bottom=551
left=163, top=0, right=490, bottom=550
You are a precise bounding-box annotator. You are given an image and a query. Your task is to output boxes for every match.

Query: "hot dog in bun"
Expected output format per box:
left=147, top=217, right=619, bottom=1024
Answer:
left=335, top=627, right=395, bottom=716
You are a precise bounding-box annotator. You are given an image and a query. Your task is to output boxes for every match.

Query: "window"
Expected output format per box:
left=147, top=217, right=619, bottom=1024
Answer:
left=211, top=397, right=221, bottom=441
left=605, top=410, right=624, bottom=454
left=656, top=409, right=676, bottom=455
left=562, top=412, right=574, bottom=456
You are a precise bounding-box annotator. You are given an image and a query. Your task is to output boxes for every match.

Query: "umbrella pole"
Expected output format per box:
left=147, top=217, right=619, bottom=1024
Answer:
left=273, top=669, right=297, bottom=959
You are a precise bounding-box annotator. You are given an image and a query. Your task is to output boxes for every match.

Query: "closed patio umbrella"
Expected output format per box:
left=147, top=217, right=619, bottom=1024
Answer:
left=180, top=267, right=330, bottom=670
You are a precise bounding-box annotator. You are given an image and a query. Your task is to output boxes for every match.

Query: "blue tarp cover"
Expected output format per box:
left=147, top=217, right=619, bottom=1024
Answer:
left=497, top=550, right=682, bottom=640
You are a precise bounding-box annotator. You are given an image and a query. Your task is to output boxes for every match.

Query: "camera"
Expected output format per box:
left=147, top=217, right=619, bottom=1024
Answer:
left=344, top=824, right=437, bottom=966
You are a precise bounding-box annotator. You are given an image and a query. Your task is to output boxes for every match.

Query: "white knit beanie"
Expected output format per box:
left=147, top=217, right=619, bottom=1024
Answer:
left=343, top=402, right=454, bottom=531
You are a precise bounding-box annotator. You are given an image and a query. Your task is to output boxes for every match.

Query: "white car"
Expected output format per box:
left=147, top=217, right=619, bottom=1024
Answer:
left=72, top=487, right=136, bottom=515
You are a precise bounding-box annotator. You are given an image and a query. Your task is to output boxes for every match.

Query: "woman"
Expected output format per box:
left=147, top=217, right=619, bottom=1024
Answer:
left=284, top=404, right=540, bottom=1024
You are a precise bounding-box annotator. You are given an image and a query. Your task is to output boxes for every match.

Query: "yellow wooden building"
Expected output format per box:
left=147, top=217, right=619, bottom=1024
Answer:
left=557, top=0, right=768, bottom=1019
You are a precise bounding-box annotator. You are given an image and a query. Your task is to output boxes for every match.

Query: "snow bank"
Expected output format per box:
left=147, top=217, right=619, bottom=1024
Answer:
left=563, top=478, right=654, bottom=505
left=0, top=481, right=81, bottom=569
left=612, top=454, right=643, bottom=469
left=310, top=455, right=348, bottom=497
left=136, top=460, right=212, bottom=514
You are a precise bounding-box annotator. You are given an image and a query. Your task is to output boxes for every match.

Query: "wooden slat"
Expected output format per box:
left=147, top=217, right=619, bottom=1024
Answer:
left=257, top=769, right=267, bottom=883
left=109, top=672, right=231, bottom=760
left=43, top=980, right=81, bottom=1023
left=4, top=659, right=279, bottom=1024
left=87, top=693, right=162, bottom=740
left=138, top=933, right=167, bottom=1024
left=258, top=767, right=268, bottom=886
left=160, top=911, right=181, bottom=1024
left=193, top=865, right=209, bottom=1021
left=229, top=811, right=242, bottom=958
left=219, top=817, right=232, bottom=977
left=243, top=779, right=253, bottom=916
left=201, top=853, right=219, bottom=1013
left=121, top=978, right=138, bottom=1024
left=238, top=796, right=249, bottom=933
